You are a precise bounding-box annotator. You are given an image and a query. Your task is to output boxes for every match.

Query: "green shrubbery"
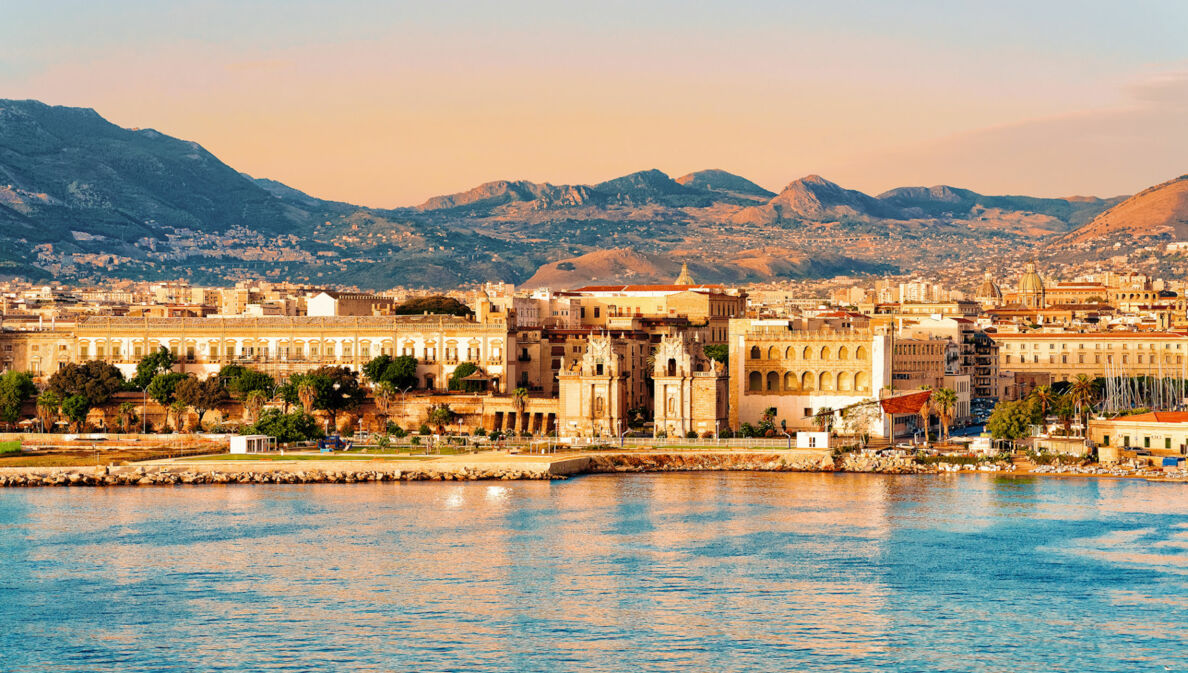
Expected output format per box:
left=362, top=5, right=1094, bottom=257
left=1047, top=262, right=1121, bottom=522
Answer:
left=242, top=409, right=324, bottom=443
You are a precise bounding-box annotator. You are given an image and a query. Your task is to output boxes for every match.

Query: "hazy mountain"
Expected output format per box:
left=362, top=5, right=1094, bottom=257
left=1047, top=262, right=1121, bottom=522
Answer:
left=1059, top=175, right=1188, bottom=245
left=0, top=98, right=1174, bottom=288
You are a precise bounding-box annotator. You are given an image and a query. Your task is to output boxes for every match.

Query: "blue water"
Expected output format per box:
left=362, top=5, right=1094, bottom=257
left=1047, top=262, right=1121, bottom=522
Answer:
left=2, top=473, right=1188, bottom=672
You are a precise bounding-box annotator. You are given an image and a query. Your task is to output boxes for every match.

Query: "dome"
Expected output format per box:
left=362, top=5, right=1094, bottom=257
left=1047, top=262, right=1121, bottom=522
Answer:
left=976, top=271, right=1002, bottom=301
left=1018, top=262, right=1044, bottom=294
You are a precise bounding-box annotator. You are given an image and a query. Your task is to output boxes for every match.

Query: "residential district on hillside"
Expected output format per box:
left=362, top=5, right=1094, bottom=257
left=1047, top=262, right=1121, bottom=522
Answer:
left=2, top=262, right=1187, bottom=462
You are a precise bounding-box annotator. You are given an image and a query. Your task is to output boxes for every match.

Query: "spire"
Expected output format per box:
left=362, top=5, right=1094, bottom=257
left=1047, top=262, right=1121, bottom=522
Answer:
left=674, top=262, right=693, bottom=285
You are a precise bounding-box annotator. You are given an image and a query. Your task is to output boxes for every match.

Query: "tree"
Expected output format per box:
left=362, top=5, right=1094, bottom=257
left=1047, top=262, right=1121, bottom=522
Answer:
left=448, top=362, right=482, bottom=392
left=987, top=400, right=1032, bottom=441
left=0, top=371, right=36, bottom=426
left=814, top=406, right=835, bottom=434
left=917, top=395, right=934, bottom=444
left=373, top=381, right=396, bottom=430
left=305, top=366, right=365, bottom=431
left=36, top=391, right=61, bottom=433
left=218, top=364, right=274, bottom=400
left=1068, top=374, right=1098, bottom=428
left=244, top=409, right=323, bottom=443
left=175, top=376, right=228, bottom=429
left=117, top=401, right=138, bottom=433
left=146, top=372, right=188, bottom=407
left=169, top=400, right=188, bottom=432
left=394, top=295, right=473, bottom=317
left=132, top=347, right=177, bottom=390
left=1054, top=394, right=1076, bottom=437
left=931, top=388, right=958, bottom=442
left=61, top=395, right=90, bottom=431
left=363, top=354, right=418, bottom=389
left=702, top=344, right=728, bottom=364
left=1029, top=385, right=1055, bottom=421
left=244, top=389, right=269, bottom=424
left=512, top=387, right=529, bottom=434
left=427, top=404, right=456, bottom=433
left=48, top=361, right=124, bottom=407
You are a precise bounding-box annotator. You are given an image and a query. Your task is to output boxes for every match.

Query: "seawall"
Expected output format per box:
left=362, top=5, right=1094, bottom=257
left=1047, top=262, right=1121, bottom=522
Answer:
left=0, top=449, right=955, bottom=487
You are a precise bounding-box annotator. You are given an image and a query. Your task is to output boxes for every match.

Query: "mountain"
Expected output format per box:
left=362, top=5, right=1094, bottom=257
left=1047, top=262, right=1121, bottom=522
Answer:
left=0, top=98, right=1170, bottom=288
left=520, top=247, right=894, bottom=288
left=675, top=169, right=774, bottom=202
left=1059, top=175, right=1188, bottom=245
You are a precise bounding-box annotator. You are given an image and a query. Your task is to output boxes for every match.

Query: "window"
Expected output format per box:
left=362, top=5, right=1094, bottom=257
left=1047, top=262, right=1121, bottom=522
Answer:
left=593, top=307, right=600, bottom=318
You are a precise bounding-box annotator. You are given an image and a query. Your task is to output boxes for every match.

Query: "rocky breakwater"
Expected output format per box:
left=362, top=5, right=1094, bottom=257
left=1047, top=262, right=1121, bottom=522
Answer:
left=584, top=451, right=933, bottom=474
left=0, top=464, right=565, bottom=487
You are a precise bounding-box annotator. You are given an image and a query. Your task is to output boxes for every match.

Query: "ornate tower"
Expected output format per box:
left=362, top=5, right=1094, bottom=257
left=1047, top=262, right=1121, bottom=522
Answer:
left=674, top=262, right=694, bottom=285
left=652, top=333, right=728, bottom=438
left=557, top=335, right=629, bottom=438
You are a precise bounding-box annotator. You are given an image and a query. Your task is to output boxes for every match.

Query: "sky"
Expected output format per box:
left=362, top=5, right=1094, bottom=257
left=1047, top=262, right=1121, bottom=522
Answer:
left=3, top=0, right=1187, bottom=206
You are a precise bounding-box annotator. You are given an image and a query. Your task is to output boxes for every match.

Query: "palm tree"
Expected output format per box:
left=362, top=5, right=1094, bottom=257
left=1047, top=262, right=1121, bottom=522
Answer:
left=374, top=382, right=396, bottom=431
left=1068, top=375, right=1097, bottom=429
left=813, top=406, right=835, bottom=434
left=297, top=380, right=316, bottom=415
left=762, top=406, right=778, bottom=424
left=917, top=396, right=934, bottom=445
left=169, top=400, right=188, bottom=432
left=931, top=388, right=958, bottom=442
left=1030, top=385, right=1056, bottom=423
left=36, top=392, right=61, bottom=433
left=117, top=402, right=137, bottom=433
left=512, top=387, right=529, bottom=435
left=427, top=404, right=455, bottom=434
left=244, top=389, right=267, bottom=424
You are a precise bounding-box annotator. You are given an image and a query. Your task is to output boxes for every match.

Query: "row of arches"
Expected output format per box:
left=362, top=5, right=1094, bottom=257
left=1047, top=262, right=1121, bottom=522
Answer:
left=747, top=370, right=871, bottom=393
left=749, top=345, right=867, bottom=362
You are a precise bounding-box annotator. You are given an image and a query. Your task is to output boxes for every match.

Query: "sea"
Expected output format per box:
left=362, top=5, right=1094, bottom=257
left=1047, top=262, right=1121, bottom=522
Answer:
left=2, top=472, right=1187, bottom=672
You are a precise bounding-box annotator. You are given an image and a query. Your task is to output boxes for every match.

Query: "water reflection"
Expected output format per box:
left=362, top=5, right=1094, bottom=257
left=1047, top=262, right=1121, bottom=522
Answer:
left=2, top=473, right=1188, bottom=672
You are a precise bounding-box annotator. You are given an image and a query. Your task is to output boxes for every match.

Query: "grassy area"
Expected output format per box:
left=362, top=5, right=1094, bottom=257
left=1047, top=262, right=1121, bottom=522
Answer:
left=0, top=444, right=221, bottom=468
left=0, top=441, right=20, bottom=456
left=184, top=453, right=436, bottom=462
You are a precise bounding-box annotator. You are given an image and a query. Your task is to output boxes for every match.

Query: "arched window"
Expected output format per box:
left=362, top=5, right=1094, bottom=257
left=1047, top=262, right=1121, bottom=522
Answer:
left=767, top=346, right=779, bottom=360
left=802, top=346, right=813, bottom=360
left=820, top=346, right=831, bottom=361
left=750, top=346, right=761, bottom=360
left=819, top=371, right=835, bottom=391
left=785, top=346, right=797, bottom=359
left=667, top=358, right=677, bottom=377
left=766, top=371, right=780, bottom=391
left=855, top=346, right=868, bottom=360
left=855, top=371, right=870, bottom=392
left=748, top=371, right=762, bottom=391
left=838, top=346, right=849, bottom=360
left=801, top=371, right=815, bottom=391
left=837, top=371, right=853, bottom=392
left=784, top=371, right=799, bottom=391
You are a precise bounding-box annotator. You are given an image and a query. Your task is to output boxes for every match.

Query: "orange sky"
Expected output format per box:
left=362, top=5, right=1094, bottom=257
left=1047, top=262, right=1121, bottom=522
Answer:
left=5, top=1, right=1188, bottom=206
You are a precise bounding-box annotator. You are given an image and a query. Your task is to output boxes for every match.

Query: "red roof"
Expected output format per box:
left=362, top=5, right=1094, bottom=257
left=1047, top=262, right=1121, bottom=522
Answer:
left=1114, top=412, right=1188, bottom=423
left=879, top=390, right=933, bottom=415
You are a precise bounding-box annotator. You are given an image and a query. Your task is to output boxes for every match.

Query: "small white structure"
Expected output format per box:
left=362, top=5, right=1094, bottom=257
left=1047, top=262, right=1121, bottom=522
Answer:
left=796, top=431, right=831, bottom=449
left=230, top=435, right=275, bottom=454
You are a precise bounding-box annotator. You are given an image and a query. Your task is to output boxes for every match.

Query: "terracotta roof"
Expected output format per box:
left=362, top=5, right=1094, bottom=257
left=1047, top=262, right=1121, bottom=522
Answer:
left=1111, top=411, right=1188, bottom=423
left=879, top=390, right=933, bottom=415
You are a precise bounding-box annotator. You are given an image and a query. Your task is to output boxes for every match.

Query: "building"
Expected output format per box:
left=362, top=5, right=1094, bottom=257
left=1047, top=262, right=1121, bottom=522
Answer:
left=727, top=319, right=891, bottom=433
left=651, top=333, right=728, bottom=438
left=994, top=331, right=1188, bottom=382
left=307, top=291, right=398, bottom=317
left=1087, top=412, right=1188, bottom=454
left=557, top=335, right=635, bottom=438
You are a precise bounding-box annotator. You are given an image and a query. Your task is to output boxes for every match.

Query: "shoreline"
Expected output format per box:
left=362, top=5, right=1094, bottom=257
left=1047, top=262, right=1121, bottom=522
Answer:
left=0, top=449, right=1180, bottom=487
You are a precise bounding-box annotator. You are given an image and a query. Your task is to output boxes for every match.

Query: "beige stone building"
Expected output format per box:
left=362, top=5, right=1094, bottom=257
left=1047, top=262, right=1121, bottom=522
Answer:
left=994, top=331, right=1188, bottom=382
left=651, top=333, right=728, bottom=438
left=727, top=319, right=892, bottom=433
left=557, top=335, right=645, bottom=438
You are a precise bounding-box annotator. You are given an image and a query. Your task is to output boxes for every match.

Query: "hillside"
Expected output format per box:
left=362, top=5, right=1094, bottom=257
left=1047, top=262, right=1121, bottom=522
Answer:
left=0, top=98, right=1173, bottom=288
left=1059, top=175, right=1188, bottom=245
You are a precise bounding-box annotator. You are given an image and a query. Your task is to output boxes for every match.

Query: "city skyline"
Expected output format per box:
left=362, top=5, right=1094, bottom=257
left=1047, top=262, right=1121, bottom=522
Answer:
left=5, top=1, right=1188, bottom=206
